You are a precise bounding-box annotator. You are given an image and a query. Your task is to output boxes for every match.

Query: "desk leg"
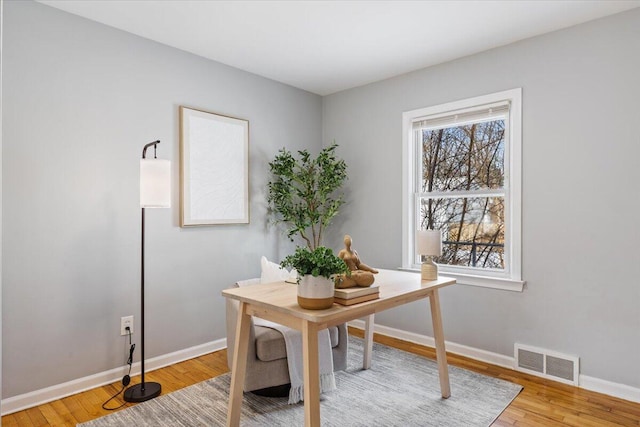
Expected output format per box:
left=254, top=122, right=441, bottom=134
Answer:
left=226, top=302, right=251, bottom=427
left=429, top=288, right=451, bottom=398
left=302, top=320, right=321, bottom=427
left=363, top=314, right=375, bottom=370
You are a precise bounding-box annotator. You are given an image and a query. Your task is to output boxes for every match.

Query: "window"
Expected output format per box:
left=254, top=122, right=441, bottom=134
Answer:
left=402, top=89, right=523, bottom=291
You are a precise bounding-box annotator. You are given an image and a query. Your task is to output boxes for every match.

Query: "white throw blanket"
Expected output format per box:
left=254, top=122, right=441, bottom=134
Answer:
left=253, top=318, right=336, bottom=404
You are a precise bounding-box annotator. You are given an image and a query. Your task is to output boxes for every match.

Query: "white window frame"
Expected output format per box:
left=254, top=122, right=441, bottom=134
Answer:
left=402, top=88, right=524, bottom=292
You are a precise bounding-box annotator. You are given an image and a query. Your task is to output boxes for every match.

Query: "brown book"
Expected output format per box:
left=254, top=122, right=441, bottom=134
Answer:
left=334, top=285, right=379, bottom=299
left=334, top=292, right=380, bottom=306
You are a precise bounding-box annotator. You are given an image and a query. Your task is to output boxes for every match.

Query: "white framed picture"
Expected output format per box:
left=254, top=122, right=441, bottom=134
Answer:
left=179, top=106, right=249, bottom=226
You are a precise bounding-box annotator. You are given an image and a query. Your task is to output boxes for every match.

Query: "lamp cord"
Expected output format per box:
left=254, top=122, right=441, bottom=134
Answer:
left=102, top=328, right=135, bottom=410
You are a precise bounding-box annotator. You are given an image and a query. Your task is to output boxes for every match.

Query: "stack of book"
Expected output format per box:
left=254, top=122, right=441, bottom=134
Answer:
left=334, top=285, right=379, bottom=306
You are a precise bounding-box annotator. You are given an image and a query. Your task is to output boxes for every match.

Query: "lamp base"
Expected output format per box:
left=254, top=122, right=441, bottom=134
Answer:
left=123, top=382, right=161, bottom=403
left=421, top=258, right=438, bottom=281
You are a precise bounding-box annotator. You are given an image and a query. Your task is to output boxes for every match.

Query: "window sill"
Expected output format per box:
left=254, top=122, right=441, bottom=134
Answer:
left=398, top=268, right=525, bottom=292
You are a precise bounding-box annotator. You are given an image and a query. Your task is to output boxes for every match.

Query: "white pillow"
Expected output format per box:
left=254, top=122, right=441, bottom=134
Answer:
left=260, top=256, right=298, bottom=284
left=236, top=278, right=260, bottom=287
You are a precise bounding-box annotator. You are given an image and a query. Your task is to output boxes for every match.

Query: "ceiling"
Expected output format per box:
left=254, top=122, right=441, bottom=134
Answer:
left=38, top=0, right=640, bottom=96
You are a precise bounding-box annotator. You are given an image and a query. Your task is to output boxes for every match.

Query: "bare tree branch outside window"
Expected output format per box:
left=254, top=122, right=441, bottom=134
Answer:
left=419, top=119, right=505, bottom=269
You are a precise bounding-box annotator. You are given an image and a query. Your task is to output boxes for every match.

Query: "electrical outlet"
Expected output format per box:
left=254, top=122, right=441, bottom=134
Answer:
left=121, top=315, right=134, bottom=336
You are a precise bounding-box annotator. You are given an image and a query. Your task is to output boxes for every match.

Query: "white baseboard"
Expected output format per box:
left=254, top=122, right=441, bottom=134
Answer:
left=5, top=323, right=640, bottom=416
left=0, top=338, right=227, bottom=416
left=580, top=375, right=640, bottom=404
left=348, top=320, right=640, bottom=403
left=348, top=319, right=514, bottom=369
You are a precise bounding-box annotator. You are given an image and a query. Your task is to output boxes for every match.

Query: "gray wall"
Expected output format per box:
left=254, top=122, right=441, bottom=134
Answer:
left=2, top=1, right=321, bottom=398
left=1, top=0, right=4, bottom=405
left=3, top=0, right=640, bottom=401
left=323, top=8, right=640, bottom=388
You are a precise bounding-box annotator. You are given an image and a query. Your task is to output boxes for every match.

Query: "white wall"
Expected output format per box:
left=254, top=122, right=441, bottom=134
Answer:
left=2, top=1, right=322, bottom=398
left=323, top=8, right=640, bottom=388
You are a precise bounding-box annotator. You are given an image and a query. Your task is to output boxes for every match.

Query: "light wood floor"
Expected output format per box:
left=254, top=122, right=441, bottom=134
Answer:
left=3, top=329, right=640, bottom=426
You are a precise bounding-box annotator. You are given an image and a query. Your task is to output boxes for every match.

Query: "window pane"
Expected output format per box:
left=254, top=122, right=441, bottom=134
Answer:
left=421, top=120, right=505, bottom=193
left=419, top=196, right=505, bottom=269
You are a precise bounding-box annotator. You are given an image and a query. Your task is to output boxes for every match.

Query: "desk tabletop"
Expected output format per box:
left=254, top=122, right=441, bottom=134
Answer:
left=222, top=269, right=455, bottom=327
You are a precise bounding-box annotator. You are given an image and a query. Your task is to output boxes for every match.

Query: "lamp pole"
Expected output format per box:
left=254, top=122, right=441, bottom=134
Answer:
left=124, top=140, right=165, bottom=403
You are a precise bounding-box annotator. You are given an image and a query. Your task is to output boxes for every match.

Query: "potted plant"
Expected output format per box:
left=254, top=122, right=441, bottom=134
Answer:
left=267, top=143, right=347, bottom=249
left=281, top=246, right=349, bottom=309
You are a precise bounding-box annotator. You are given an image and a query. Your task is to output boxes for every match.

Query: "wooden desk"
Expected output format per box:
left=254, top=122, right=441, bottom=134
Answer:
left=222, top=269, right=456, bottom=427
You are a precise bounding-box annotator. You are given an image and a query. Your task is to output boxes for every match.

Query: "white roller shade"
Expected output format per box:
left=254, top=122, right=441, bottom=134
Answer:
left=412, top=101, right=509, bottom=131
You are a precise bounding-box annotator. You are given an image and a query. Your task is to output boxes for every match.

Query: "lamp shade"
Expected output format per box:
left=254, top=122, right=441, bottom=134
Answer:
left=416, top=229, right=442, bottom=256
left=140, top=159, right=171, bottom=208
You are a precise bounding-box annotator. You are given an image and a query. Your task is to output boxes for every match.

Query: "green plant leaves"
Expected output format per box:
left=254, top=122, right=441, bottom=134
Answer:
left=281, top=246, right=349, bottom=280
left=267, top=144, right=347, bottom=249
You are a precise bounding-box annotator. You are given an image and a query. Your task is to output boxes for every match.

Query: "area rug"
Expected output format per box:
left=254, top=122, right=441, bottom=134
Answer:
left=79, top=337, right=522, bottom=426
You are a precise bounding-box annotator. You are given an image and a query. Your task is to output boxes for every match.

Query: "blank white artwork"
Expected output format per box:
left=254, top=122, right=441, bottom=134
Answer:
left=180, top=107, right=249, bottom=225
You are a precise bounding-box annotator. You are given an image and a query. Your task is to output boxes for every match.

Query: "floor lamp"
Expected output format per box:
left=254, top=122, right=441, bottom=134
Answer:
left=124, top=140, right=171, bottom=403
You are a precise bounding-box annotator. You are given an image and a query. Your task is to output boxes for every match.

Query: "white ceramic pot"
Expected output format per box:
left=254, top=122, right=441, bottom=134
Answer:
left=297, top=275, right=335, bottom=310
